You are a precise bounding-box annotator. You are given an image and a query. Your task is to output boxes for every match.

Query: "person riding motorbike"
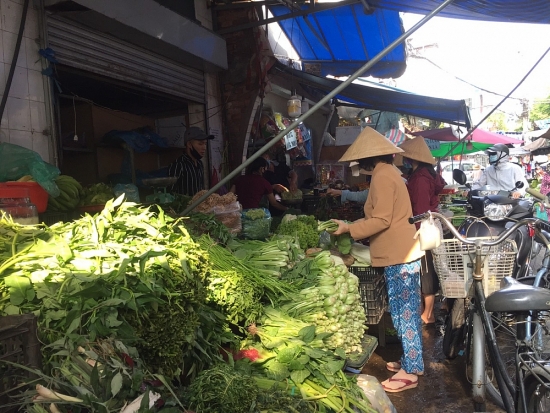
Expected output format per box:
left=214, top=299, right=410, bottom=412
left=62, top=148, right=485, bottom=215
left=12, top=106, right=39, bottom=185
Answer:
left=471, top=143, right=527, bottom=198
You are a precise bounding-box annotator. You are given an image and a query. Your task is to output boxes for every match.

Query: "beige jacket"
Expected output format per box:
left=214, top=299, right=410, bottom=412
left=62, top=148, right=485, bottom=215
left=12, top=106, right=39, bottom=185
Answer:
left=349, top=162, right=424, bottom=267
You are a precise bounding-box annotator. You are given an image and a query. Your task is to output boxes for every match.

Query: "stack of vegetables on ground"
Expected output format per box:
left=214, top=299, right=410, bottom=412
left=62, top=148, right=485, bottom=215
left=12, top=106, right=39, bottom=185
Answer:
left=0, top=199, right=378, bottom=412
left=0, top=197, right=234, bottom=411
left=280, top=251, right=367, bottom=353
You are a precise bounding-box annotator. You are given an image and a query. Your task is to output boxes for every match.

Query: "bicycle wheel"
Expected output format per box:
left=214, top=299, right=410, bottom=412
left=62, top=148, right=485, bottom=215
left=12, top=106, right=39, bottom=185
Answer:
left=443, top=299, right=466, bottom=359
left=485, top=312, right=517, bottom=408
left=464, top=308, right=516, bottom=409
left=522, top=377, right=550, bottom=413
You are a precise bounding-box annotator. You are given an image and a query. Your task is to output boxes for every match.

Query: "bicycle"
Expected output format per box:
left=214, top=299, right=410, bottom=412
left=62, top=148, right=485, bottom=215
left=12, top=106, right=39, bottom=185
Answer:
left=410, top=211, right=550, bottom=413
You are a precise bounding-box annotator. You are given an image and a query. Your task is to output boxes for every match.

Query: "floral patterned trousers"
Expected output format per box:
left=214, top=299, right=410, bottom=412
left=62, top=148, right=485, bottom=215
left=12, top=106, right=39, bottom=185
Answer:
left=385, top=259, right=424, bottom=374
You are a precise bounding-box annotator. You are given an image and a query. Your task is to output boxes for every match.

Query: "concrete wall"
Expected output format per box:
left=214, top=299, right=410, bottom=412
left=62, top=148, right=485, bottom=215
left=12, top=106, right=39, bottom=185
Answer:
left=0, top=0, right=52, bottom=163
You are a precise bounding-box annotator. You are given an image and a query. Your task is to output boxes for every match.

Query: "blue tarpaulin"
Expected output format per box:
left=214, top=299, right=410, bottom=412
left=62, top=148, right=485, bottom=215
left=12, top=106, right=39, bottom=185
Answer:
left=270, top=61, right=472, bottom=128
left=367, top=0, right=550, bottom=24
left=268, top=3, right=406, bottom=79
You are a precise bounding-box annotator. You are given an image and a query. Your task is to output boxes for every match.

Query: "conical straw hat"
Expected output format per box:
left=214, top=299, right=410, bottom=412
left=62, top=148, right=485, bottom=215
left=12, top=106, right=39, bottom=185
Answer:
left=394, top=153, right=404, bottom=167
left=339, top=126, right=403, bottom=162
left=399, top=137, right=436, bottom=165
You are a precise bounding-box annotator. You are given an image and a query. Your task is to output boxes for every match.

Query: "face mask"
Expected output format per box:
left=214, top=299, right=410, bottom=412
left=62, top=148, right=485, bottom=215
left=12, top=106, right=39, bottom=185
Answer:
left=402, top=159, right=413, bottom=169
left=489, top=154, right=499, bottom=164
left=190, top=146, right=203, bottom=160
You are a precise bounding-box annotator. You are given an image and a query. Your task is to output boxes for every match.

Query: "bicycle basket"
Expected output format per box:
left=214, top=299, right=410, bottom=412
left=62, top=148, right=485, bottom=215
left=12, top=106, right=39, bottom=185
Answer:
left=431, top=237, right=517, bottom=298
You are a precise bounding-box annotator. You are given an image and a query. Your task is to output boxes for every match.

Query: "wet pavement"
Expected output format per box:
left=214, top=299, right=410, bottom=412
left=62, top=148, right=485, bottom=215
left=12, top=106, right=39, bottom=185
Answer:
left=361, top=306, right=506, bottom=413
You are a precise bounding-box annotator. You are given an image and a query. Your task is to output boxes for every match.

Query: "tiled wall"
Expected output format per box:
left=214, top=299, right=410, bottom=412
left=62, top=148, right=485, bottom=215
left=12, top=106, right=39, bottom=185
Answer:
left=0, top=0, right=51, bottom=162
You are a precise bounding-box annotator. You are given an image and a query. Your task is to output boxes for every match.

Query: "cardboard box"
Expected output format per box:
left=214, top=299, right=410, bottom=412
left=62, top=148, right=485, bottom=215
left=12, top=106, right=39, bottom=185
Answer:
left=335, top=126, right=362, bottom=146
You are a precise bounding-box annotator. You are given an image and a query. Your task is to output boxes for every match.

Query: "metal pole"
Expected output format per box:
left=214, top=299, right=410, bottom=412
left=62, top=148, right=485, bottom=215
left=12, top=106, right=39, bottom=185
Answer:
left=182, top=0, right=457, bottom=216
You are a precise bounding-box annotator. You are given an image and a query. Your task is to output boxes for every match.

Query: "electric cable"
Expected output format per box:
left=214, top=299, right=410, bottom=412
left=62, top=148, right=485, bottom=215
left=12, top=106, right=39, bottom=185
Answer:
left=0, top=0, right=29, bottom=122
left=442, top=45, right=550, bottom=158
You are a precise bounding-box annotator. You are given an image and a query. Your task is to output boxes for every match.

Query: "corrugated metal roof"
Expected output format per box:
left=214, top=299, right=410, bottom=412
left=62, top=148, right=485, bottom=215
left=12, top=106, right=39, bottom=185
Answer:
left=268, top=3, right=406, bottom=78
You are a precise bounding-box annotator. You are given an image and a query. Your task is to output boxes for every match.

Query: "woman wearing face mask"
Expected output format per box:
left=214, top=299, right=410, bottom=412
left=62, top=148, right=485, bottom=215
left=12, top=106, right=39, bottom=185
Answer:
left=331, top=127, right=425, bottom=393
left=230, top=157, right=288, bottom=212
left=398, top=138, right=446, bottom=326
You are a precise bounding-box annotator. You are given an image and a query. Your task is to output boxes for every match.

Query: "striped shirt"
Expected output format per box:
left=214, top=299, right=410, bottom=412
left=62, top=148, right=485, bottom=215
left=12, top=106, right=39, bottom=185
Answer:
left=167, top=153, right=204, bottom=196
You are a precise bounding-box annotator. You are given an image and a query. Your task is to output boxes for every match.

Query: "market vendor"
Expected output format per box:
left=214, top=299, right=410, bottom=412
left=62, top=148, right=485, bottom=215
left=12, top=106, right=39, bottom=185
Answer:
left=262, top=151, right=298, bottom=193
left=330, top=127, right=424, bottom=393
left=230, top=157, right=288, bottom=212
left=167, top=127, right=214, bottom=196
left=326, top=167, right=371, bottom=203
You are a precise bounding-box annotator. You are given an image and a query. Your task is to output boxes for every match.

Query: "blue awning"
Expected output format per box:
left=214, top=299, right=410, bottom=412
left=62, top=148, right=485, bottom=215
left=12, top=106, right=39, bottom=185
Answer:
left=268, top=3, right=406, bottom=79
left=270, top=61, right=472, bottom=128
left=367, top=0, right=550, bottom=24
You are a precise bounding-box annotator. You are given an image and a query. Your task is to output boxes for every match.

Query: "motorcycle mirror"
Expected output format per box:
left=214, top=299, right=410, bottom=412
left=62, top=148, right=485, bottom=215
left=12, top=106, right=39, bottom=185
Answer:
left=452, top=169, right=467, bottom=185
left=515, top=181, right=524, bottom=189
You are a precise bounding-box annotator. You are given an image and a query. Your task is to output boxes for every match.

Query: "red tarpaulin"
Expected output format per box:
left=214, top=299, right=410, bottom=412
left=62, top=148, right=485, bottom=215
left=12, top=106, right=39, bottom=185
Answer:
left=412, top=128, right=523, bottom=144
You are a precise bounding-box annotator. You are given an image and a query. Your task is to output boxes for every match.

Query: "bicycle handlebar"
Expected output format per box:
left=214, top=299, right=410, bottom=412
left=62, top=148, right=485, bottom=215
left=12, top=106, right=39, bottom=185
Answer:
left=410, top=211, right=541, bottom=247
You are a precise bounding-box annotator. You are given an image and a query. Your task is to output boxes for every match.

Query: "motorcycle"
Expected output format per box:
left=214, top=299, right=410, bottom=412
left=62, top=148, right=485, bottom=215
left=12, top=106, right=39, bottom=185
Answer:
left=452, top=169, right=535, bottom=279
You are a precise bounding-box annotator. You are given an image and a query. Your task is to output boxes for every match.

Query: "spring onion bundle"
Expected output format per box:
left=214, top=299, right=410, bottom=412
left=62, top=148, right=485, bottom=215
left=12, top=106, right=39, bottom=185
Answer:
left=198, top=235, right=297, bottom=326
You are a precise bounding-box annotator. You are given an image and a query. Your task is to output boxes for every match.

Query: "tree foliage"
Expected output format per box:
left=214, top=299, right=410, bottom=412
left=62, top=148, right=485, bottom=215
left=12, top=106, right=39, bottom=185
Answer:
left=531, top=95, right=550, bottom=121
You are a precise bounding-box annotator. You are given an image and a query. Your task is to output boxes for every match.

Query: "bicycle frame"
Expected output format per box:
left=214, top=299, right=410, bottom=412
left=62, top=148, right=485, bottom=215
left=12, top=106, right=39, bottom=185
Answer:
left=410, top=212, right=547, bottom=413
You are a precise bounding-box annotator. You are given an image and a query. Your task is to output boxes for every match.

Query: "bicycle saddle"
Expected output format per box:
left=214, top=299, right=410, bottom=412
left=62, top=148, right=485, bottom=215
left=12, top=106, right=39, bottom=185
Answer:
left=485, top=276, right=550, bottom=313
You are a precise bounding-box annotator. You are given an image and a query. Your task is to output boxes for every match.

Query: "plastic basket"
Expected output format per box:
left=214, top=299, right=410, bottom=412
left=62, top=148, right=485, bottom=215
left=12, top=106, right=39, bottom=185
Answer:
left=350, top=265, right=387, bottom=324
left=431, top=237, right=517, bottom=298
left=344, top=334, right=378, bottom=373
left=349, top=265, right=385, bottom=283
left=0, top=315, right=41, bottom=413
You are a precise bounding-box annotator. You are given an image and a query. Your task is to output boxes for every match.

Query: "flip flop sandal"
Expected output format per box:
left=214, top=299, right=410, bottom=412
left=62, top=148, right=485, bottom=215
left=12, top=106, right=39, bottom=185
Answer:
left=385, top=361, right=424, bottom=376
left=382, top=377, right=418, bottom=393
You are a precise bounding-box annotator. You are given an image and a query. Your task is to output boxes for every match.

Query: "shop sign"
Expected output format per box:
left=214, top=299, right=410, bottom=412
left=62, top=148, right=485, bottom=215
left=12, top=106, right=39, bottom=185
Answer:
left=425, top=139, right=440, bottom=150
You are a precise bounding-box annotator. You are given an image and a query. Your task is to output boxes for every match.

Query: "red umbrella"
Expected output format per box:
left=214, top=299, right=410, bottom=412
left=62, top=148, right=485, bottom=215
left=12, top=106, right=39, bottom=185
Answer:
left=412, top=127, right=523, bottom=144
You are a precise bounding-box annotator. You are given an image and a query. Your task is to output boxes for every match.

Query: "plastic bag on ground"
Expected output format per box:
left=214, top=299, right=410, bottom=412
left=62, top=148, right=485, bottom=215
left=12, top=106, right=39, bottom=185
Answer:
left=355, top=374, right=397, bottom=413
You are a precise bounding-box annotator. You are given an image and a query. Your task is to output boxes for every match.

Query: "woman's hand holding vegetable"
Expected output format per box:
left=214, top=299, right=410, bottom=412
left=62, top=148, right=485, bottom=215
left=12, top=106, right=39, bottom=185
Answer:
left=330, top=219, right=350, bottom=235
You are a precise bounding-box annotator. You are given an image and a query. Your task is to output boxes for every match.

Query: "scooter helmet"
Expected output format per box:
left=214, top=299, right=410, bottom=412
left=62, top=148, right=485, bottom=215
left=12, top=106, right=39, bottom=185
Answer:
left=486, top=143, right=509, bottom=165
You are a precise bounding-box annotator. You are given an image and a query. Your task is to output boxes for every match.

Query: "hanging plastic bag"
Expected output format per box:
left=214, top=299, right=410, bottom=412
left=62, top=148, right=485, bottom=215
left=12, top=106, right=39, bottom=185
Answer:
left=0, top=143, right=60, bottom=196
left=413, top=211, right=442, bottom=251
left=534, top=202, right=549, bottom=221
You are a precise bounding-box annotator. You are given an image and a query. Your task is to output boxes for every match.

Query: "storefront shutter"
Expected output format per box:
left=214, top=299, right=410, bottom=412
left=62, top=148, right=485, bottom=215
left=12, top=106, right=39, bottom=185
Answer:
left=46, top=15, right=205, bottom=103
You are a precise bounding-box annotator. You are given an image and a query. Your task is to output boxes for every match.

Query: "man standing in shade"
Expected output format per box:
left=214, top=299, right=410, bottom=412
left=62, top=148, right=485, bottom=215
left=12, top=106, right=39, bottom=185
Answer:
left=168, top=126, right=214, bottom=196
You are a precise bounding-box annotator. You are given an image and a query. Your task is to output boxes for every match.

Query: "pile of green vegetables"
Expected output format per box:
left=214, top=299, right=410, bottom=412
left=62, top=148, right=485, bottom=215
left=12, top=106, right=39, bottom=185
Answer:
left=235, top=307, right=377, bottom=413
left=197, top=235, right=297, bottom=327
left=318, top=220, right=353, bottom=255
left=78, top=182, right=115, bottom=206
left=280, top=251, right=367, bottom=353
left=242, top=208, right=271, bottom=240
left=0, top=197, right=228, bottom=380
left=275, top=215, right=319, bottom=250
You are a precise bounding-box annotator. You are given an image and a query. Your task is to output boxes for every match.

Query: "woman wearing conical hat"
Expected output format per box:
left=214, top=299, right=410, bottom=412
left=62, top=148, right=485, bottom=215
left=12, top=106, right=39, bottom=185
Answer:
left=331, top=127, right=424, bottom=392
left=399, top=137, right=446, bottom=327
